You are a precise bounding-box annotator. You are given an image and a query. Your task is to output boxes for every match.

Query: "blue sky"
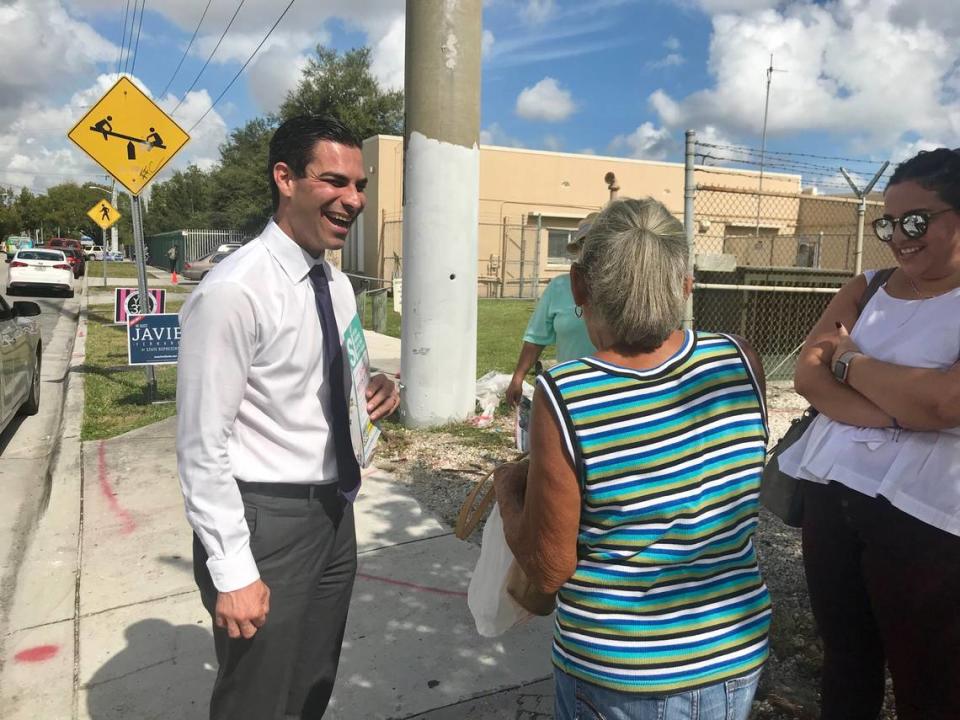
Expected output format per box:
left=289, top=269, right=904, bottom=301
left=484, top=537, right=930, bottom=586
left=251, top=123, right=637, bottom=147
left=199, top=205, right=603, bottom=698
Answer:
left=1, top=0, right=957, bottom=194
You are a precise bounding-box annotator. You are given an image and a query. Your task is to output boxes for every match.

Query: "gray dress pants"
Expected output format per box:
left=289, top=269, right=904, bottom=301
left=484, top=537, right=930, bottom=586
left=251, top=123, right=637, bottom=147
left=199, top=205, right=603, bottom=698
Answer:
left=194, top=482, right=357, bottom=720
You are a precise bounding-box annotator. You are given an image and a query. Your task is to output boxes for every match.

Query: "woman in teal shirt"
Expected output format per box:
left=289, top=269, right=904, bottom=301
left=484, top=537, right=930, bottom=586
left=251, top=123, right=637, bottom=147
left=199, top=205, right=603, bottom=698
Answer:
left=505, top=214, right=597, bottom=405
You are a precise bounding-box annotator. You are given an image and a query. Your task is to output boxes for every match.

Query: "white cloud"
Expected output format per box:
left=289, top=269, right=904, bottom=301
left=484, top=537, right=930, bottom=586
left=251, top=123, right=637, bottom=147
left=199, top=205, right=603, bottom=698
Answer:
left=515, top=77, right=576, bottom=122
left=245, top=48, right=311, bottom=114
left=522, top=0, right=554, bottom=23
left=482, top=30, right=495, bottom=58
left=369, top=15, right=405, bottom=92
left=479, top=123, right=525, bottom=148
left=190, top=31, right=322, bottom=65
left=652, top=0, right=960, bottom=154
left=609, top=122, right=678, bottom=161
left=543, top=134, right=563, bottom=151
left=664, top=36, right=681, bottom=52
left=0, top=0, right=116, bottom=115
left=648, top=53, right=685, bottom=69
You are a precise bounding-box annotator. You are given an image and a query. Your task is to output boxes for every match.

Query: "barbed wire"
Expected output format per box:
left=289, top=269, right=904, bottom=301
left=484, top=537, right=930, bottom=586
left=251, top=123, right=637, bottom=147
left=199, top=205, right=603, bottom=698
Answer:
left=695, top=141, right=889, bottom=166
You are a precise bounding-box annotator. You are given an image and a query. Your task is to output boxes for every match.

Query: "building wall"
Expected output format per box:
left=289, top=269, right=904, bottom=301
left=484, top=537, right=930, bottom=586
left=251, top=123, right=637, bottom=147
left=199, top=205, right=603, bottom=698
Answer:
left=353, top=135, right=803, bottom=293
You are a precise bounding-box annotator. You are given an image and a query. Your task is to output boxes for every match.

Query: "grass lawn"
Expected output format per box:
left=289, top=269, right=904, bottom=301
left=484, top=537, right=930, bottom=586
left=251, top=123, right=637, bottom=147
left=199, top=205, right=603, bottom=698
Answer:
left=82, top=301, right=184, bottom=440
left=360, top=297, right=554, bottom=375
left=86, top=261, right=140, bottom=278
left=84, top=296, right=553, bottom=439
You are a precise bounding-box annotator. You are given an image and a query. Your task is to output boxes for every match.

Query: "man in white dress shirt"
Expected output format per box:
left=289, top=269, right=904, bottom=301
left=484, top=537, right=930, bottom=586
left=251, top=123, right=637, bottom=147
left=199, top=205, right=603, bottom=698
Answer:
left=177, top=115, right=399, bottom=720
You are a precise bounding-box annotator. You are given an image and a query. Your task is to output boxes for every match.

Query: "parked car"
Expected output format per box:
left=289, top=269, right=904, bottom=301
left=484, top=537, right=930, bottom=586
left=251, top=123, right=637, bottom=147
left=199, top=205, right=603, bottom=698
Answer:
left=87, top=246, right=104, bottom=261
left=103, top=250, right=124, bottom=262
left=183, top=251, right=232, bottom=281
left=46, top=238, right=86, bottom=276
left=216, top=242, right=243, bottom=253
left=7, top=249, right=74, bottom=297
left=0, top=295, right=42, bottom=432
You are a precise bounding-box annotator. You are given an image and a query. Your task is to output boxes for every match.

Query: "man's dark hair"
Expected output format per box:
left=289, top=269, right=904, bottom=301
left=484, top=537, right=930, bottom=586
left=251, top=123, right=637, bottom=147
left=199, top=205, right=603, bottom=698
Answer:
left=268, top=115, right=362, bottom=211
left=887, top=148, right=960, bottom=210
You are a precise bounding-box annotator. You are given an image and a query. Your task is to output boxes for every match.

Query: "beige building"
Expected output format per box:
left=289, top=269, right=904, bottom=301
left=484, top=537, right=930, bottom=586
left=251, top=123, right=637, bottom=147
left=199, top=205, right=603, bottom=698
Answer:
left=342, top=135, right=877, bottom=295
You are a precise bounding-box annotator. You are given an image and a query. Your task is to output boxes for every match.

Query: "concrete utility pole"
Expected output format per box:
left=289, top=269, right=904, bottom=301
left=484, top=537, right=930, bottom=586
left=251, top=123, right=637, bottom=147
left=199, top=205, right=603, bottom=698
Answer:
left=400, top=0, right=482, bottom=427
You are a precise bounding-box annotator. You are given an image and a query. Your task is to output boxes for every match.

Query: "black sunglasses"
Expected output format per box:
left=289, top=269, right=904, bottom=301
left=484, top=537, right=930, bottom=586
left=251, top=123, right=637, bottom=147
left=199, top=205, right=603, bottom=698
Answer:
left=872, top=208, right=954, bottom=242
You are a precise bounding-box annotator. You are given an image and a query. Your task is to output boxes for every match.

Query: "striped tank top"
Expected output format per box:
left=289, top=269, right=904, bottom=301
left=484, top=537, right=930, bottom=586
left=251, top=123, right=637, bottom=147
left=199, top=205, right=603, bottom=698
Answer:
left=538, top=330, right=771, bottom=694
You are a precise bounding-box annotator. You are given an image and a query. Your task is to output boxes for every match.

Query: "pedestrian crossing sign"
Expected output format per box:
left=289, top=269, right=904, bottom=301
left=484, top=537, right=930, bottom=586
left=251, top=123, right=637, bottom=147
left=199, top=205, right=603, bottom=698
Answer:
left=67, top=76, right=190, bottom=196
left=87, top=199, right=121, bottom=230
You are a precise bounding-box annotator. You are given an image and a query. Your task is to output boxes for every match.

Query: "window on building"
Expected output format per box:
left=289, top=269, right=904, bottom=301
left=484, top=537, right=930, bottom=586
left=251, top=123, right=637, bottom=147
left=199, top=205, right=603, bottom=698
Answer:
left=547, top=229, right=575, bottom=264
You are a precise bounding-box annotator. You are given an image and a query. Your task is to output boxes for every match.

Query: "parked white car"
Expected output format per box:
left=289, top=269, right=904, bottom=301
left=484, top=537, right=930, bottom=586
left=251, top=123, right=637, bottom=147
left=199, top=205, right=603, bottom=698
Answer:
left=7, top=248, right=75, bottom=297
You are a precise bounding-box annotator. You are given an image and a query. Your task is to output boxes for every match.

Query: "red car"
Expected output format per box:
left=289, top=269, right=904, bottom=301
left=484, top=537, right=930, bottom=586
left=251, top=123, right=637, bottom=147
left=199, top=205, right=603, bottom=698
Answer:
left=45, top=238, right=86, bottom=277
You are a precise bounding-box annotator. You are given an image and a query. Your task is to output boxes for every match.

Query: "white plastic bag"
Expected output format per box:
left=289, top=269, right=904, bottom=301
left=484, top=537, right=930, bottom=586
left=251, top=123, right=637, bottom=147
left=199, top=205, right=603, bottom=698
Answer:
left=472, top=371, right=533, bottom=428
left=467, top=503, right=532, bottom=637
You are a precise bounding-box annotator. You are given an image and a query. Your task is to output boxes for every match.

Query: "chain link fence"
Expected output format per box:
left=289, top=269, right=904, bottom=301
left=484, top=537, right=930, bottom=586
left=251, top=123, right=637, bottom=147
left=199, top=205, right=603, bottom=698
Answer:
left=689, top=143, right=891, bottom=380
left=382, top=217, right=559, bottom=299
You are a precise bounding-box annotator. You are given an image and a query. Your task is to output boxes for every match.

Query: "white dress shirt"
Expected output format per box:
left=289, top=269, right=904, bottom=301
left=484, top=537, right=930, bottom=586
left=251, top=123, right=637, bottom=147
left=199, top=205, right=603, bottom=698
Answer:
left=176, top=220, right=358, bottom=592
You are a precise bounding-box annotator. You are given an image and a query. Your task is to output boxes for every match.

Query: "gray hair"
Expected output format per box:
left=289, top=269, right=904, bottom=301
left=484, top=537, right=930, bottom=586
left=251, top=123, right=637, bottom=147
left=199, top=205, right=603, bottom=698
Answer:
left=578, top=197, right=689, bottom=350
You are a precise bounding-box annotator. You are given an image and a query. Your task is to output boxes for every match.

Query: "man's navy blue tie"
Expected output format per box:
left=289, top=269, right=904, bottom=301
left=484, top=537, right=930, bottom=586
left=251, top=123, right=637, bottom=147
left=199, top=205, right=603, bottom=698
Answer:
left=308, top=263, right=361, bottom=502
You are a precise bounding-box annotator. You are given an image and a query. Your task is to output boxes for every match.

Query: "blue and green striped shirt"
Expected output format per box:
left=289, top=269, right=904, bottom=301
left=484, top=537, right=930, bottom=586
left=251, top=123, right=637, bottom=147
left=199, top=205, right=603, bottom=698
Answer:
left=539, top=330, right=770, bottom=694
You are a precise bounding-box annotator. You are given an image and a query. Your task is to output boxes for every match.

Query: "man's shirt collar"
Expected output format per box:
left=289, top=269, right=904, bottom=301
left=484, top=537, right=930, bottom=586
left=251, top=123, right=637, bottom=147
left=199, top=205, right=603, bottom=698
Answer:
left=261, top=219, right=325, bottom=284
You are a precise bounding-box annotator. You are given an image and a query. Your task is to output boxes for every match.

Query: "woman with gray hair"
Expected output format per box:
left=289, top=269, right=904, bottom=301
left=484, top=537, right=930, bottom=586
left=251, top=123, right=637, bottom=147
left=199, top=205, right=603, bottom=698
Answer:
left=495, top=197, right=771, bottom=720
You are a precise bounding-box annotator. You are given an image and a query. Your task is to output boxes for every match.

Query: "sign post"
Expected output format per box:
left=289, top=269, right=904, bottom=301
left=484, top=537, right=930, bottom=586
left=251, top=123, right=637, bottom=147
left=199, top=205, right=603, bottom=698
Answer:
left=68, top=75, right=189, bottom=402
left=86, top=197, right=121, bottom=287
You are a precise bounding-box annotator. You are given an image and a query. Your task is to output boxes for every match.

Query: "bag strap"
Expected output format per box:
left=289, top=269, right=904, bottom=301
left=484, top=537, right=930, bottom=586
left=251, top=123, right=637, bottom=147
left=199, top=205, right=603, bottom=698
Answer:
left=856, top=267, right=896, bottom=315
left=454, top=452, right=527, bottom=540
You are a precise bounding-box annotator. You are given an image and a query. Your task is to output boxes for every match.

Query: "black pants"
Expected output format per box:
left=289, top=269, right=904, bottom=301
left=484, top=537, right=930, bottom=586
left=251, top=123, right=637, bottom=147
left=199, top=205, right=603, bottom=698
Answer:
left=802, top=481, right=960, bottom=720
left=194, top=483, right=357, bottom=720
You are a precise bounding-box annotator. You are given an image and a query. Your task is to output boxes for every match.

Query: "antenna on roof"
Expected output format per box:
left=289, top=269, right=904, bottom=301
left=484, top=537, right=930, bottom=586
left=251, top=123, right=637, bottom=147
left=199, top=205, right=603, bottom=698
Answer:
left=755, top=54, right=786, bottom=236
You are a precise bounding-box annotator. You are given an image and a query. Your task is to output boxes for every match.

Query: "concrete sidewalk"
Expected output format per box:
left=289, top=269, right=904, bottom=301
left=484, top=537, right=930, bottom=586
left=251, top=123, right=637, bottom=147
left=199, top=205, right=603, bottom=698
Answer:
left=0, top=293, right=554, bottom=719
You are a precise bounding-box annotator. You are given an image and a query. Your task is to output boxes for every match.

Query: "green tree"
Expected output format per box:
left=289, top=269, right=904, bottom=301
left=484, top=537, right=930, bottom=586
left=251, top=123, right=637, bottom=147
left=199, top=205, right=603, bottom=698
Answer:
left=279, top=46, right=404, bottom=139
left=207, top=117, right=276, bottom=235
left=145, top=165, right=214, bottom=234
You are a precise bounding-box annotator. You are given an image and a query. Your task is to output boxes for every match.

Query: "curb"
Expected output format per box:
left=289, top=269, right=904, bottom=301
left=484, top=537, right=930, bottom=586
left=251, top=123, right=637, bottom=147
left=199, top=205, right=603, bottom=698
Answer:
left=0, top=278, right=87, bottom=718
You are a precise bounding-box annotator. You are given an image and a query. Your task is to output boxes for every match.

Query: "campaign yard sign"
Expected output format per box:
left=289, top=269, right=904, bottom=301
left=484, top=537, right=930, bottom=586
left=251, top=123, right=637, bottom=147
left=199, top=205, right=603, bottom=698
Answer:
left=114, top=287, right=166, bottom=324
left=127, top=313, right=180, bottom=365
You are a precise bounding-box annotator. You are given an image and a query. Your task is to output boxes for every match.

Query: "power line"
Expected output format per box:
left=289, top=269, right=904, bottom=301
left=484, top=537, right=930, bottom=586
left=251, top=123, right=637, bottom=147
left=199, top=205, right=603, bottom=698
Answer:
left=170, top=0, right=248, bottom=116
left=116, top=0, right=132, bottom=77
left=129, top=0, right=148, bottom=74
left=189, top=0, right=297, bottom=132
left=160, top=0, right=215, bottom=97
left=122, top=0, right=141, bottom=74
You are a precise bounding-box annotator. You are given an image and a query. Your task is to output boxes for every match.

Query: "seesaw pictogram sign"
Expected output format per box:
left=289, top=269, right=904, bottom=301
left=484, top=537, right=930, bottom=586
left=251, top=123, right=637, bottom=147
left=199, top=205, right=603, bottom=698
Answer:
left=68, top=77, right=190, bottom=196
left=87, top=199, right=121, bottom=230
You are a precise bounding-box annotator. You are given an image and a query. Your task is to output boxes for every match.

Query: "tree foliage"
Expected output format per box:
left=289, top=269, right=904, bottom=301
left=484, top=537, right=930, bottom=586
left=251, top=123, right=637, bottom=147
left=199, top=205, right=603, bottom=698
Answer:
left=0, top=182, right=132, bottom=245
left=279, top=46, right=403, bottom=139
left=141, top=45, right=402, bottom=236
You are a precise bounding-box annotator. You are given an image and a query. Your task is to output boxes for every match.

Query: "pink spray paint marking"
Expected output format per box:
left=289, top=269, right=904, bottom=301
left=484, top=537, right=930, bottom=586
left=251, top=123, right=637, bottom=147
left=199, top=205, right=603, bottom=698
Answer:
left=98, top=441, right=137, bottom=534
left=14, top=645, right=59, bottom=663
left=357, top=572, right=468, bottom=598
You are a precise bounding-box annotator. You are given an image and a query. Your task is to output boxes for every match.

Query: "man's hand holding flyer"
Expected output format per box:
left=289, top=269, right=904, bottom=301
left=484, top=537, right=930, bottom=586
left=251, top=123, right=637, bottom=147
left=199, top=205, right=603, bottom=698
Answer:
left=343, top=315, right=382, bottom=467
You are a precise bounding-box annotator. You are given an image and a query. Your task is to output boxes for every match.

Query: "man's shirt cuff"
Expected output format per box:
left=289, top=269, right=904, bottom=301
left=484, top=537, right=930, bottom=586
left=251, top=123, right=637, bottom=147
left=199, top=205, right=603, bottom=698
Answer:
left=206, top=549, right=260, bottom=592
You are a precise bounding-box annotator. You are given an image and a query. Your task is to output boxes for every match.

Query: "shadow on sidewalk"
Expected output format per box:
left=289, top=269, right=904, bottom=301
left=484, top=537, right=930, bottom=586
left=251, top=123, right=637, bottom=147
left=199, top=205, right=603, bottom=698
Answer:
left=85, top=618, right=215, bottom=720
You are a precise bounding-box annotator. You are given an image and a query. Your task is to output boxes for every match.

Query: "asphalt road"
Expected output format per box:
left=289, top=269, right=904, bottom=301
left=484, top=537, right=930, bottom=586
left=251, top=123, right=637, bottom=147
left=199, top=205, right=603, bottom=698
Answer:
left=0, top=261, right=81, bottom=644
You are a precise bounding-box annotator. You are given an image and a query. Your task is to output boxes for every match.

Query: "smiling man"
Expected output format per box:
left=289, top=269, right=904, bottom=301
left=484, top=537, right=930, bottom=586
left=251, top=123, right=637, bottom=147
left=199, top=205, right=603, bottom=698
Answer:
left=176, top=115, right=400, bottom=720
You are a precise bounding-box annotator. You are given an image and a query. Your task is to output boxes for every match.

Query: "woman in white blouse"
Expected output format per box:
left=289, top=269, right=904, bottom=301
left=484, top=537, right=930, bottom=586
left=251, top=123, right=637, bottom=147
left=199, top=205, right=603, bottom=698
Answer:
left=787, top=148, right=960, bottom=720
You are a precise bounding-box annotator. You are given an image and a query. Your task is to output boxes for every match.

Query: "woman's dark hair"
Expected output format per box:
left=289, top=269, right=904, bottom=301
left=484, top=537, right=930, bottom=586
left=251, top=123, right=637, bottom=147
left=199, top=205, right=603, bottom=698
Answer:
left=887, top=148, right=960, bottom=209
left=268, top=115, right=362, bottom=211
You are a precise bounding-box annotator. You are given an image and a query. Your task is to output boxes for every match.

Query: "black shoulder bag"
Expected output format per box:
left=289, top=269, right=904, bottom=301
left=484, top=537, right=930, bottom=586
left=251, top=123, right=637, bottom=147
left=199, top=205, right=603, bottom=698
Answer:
left=760, top=268, right=896, bottom=527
